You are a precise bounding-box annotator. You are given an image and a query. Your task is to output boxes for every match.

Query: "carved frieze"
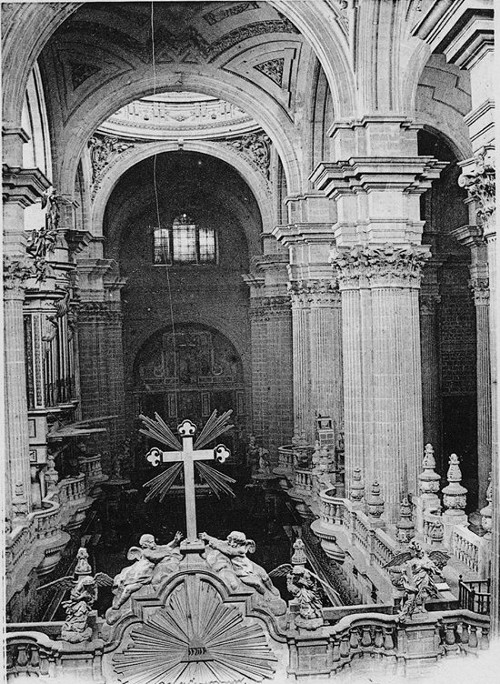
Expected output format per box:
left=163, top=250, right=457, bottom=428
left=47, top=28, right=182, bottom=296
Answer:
left=203, top=1, right=259, bottom=26
left=250, top=294, right=291, bottom=319
left=88, top=135, right=134, bottom=200
left=221, top=131, right=271, bottom=179
left=458, top=147, right=496, bottom=228
left=331, top=244, right=429, bottom=289
left=254, top=57, right=285, bottom=87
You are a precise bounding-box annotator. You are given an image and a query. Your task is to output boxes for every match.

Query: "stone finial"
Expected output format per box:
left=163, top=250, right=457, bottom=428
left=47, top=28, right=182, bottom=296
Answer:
left=442, top=454, right=467, bottom=516
left=418, top=443, right=441, bottom=497
left=480, top=472, right=493, bottom=537
left=428, top=517, right=444, bottom=546
left=44, top=453, right=59, bottom=491
left=396, top=497, right=415, bottom=544
left=350, top=467, right=365, bottom=504
left=291, top=538, right=307, bottom=567
left=365, top=481, right=385, bottom=520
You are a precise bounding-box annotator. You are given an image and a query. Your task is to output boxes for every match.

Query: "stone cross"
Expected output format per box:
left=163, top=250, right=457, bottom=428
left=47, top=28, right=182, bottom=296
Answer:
left=145, top=419, right=229, bottom=541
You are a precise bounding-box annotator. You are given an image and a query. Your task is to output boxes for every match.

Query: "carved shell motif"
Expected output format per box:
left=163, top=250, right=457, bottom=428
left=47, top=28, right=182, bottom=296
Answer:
left=113, top=576, right=276, bottom=683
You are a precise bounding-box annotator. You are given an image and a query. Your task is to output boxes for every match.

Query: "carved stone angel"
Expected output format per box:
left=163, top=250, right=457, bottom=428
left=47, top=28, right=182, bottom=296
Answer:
left=269, top=563, right=327, bottom=630
left=37, top=552, right=113, bottom=643
left=384, top=539, right=449, bottom=621
left=111, top=532, right=183, bottom=610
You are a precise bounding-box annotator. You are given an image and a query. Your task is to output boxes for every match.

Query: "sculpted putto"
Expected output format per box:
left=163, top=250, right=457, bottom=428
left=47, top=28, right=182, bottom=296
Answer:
left=199, top=530, right=286, bottom=615
left=112, top=531, right=183, bottom=610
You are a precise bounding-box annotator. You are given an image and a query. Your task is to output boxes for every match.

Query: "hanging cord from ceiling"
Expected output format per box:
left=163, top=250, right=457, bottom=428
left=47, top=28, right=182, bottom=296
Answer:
left=150, top=2, right=180, bottom=405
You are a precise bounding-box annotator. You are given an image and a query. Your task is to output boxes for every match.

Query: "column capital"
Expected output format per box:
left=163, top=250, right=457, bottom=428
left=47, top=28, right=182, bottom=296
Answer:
left=469, top=277, right=490, bottom=306
left=3, top=166, right=51, bottom=207
left=330, top=243, right=430, bottom=290
left=288, top=278, right=340, bottom=306
left=458, top=147, right=495, bottom=235
left=2, top=254, right=33, bottom=293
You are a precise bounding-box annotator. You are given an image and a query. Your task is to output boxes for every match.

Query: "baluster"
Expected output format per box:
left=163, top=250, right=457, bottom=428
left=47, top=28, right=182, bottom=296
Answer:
left=17, top=644, right=29, bottom=668
left=40, top=651, right=49, bottom=676
left=383, top=626, right=394, bottom=650
left=374, top=626, right=384, bottom=649
left=361, top=625, right=372, bottom=648
left=469, top=624, right=478, bottom=649
left=480, top=626, right=490, bottom=650
left=332, top=636, right=341, bottom=662
left=30, top=645, right=40, bottom=667
left=444, top=623, right=458, bottom=650
left=339, top=633, right=350, bottom=658
left=349, top=628, right=359, bottom=649
left=459, top=621, right=469, bottom=645
left=6, top=645, right=14, bottom=670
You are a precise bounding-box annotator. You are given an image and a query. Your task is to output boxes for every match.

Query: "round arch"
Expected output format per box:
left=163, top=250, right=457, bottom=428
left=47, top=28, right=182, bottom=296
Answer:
left=92, top=140, right=274, bottom=242
left=56, top=67, right=303, bottom=199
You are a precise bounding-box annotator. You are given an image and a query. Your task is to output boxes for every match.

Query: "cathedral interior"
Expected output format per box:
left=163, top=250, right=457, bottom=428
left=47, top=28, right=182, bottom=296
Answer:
left=2, top=1, right=498, bottom=682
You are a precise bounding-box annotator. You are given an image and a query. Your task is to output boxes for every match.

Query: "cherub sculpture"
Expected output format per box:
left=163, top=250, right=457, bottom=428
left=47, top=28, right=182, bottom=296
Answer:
left=37, top=547, right=113, bottom=643
left=258, top=447, right=272, bottom=475
left=199, top=530, right=286, bottom=615
left=384, top=539, right=449, bottom=621
left=112, top=531, right=183, bottom=610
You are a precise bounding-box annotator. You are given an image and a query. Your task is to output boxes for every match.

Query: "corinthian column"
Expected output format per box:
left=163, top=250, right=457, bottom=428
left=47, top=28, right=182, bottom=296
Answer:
left=332, top=245, right=428, bottom=522
left=3, top=258, right=33, bottom=517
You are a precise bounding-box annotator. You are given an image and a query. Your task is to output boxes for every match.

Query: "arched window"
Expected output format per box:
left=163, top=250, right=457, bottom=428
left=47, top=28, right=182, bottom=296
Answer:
left=153, top=214, right=216, bottom=264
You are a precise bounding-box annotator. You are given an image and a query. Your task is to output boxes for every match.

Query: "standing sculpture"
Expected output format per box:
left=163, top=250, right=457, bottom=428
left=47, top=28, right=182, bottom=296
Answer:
left=37, top=547, right=113, bottom=642
left=384, top=539, right=449, bottom=621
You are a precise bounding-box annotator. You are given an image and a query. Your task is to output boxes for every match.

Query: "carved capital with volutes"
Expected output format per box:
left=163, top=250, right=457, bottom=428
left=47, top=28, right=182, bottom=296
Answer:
left=419, top=293, right=441, bottom=316
left=469, top=277, right=490, bottom=306
left=458, top=147, right=495, bottom=228
left=331, top=244, right=429, bottom=290
left=3, top=254, right=33, bottom=291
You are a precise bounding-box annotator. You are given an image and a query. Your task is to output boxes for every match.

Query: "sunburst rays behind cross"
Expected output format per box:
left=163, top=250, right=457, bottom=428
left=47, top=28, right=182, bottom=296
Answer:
left=139, top=410, right=236, bottom=541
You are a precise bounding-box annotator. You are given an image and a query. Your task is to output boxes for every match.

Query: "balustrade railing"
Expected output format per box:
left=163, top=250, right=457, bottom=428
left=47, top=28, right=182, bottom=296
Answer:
left=276, top=446, right=294, bottom=473
left=6, top=632, right=61, bottom=679
left=32, top=495, right=61, bottom=540
left=451, top=525, right=481, bottom=573
left=458, top=578, right=491, bottom=615
left=294, top=468, right=312, bottom=492
left=58, top=474, right=86, bottom=503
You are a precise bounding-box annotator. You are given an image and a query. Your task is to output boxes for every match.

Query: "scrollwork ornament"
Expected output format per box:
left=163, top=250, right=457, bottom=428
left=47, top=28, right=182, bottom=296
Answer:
left=458, top=147, right=496, bottom=227
left=3, top=255, right=33, bottom=290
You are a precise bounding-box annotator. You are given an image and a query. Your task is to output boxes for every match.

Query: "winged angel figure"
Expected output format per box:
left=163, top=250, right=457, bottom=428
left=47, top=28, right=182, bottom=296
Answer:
left=38, top=551, right=113, bottom=642
left=269, top=559, right=340, bottom=629
left=384, top=539, right=449, bottom=622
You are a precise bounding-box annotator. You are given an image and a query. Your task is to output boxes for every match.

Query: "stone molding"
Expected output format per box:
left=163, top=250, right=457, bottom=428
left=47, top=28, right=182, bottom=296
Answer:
left=458, top=147, right=495, bottom=229
left=330, top=244, right=429, bottom=289
left=78, top=301, right=123, bottom=322
left=2, top=166, right=51, bottom=206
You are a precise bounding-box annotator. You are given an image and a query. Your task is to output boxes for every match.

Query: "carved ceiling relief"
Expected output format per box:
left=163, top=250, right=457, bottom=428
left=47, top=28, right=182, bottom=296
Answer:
left=254, top=57, right=285, bottom=87
left=88, top=135, right=134, bottom=200
left=220, top=131, right=272, bottom=180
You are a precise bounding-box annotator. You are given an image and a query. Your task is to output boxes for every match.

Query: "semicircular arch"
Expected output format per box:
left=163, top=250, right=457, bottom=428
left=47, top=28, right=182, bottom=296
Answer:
left=92, top=140, right=273, bottom=244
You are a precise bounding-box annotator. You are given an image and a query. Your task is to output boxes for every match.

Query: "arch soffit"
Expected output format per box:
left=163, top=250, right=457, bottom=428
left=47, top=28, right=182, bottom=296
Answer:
left=92, top=140, right=273, bottom=242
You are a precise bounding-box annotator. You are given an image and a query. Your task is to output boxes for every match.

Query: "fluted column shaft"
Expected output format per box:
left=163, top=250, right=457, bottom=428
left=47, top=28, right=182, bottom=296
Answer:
left=309, top=283, right=343, bottom=431
left=289, top=284, right=312, bottom=441
left=419, top=294, right=441, bottom=460
left=4, top=270, right=33, bottom=517
left=332, top=245, right=427, bottom=522
left=249, top=295, right=293, bottom=452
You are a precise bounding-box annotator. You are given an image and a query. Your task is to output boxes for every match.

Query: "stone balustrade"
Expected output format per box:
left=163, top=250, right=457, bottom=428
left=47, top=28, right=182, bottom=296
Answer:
left=6, top=609, right=490, bottom=682
left=32, top=495, right=61, bottom=540
left=293, top=468, right=313, bottom=493
left=58, top=474, right=87, bottom=503
left=451, top=525, right=491, bottom=578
